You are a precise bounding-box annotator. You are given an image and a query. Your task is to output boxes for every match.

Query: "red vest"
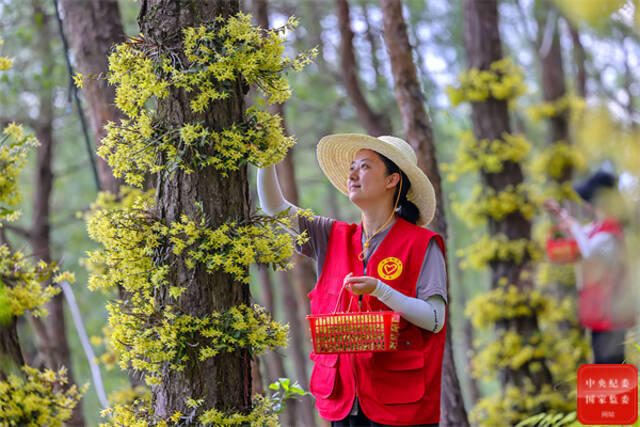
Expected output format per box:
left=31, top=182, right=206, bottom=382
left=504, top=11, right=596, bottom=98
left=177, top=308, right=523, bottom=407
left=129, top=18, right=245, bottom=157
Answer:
left=578, top=218, right=635, bottom=331
left=308, top=217, right=446, bottom=425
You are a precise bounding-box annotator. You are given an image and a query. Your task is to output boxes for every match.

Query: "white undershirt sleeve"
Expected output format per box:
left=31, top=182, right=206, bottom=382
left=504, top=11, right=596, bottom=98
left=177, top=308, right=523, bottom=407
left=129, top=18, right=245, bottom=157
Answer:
left=569, top=223, right=617, bottom=261
left=257, top=165, right=301, bottom=233
left=371, top=279, right=446, bottom=333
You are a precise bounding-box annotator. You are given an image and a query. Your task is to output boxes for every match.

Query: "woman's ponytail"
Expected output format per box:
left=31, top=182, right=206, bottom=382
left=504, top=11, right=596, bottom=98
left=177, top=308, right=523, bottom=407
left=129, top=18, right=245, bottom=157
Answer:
left=395, top=170, right=420, bottom=224
left=377, top=153, right=420, bottom=225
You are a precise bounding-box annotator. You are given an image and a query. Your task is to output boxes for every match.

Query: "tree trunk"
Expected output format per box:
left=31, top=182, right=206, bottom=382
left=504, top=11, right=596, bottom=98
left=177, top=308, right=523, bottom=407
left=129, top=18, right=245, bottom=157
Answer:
left=31, top=3, right=85, bottom=424
left=139, top=0, right=251, bottom=417
left=379, top=1, right=469, bottom=425
left=0, top=319, right=24, bottom=379
left=59, top=0, right=125, bottom=195
left=536, top=3, right=569, bottom=150
left=59, top=0, right=149, bottom=389
left=462, top=0, right=552, bottom=391
left=336, top=0, right=392, bottom=136
left=567, top=22, right=586, bottom=98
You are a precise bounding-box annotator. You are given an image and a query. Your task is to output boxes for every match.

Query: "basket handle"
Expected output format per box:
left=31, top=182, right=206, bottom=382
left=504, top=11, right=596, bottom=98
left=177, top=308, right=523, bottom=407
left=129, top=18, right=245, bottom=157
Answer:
left=332, top=285, right=373, bottom=314
left=361, top=295, right=373, bottom=312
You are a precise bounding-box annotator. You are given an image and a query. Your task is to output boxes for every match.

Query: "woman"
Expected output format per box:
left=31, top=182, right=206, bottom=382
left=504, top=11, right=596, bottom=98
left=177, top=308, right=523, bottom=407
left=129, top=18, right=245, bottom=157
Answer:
left=257, top=134, right=447, bottom=426
left=544, top=170, right=636, bottom=364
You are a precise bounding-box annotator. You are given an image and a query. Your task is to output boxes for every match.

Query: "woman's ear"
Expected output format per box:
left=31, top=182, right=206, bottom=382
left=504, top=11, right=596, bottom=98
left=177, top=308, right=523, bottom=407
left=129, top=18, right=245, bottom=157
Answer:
left=385, top=172, right=401, bottom=189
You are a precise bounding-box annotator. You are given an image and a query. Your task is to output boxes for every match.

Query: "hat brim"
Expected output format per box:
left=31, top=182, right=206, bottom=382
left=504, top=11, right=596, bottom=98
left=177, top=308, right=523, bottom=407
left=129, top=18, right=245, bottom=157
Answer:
left=317, top=134, right=436, bottom=227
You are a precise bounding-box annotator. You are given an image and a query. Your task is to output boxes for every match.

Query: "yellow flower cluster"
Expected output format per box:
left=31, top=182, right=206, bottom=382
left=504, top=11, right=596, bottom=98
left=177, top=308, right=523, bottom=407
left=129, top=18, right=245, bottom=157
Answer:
left=0, top=245, right=72, bottom=318
left=98, top=13, right=315, bottom=187
left=0, top=365, right=87, bottom=426
left=100, top=394, right=278, bottom=427
left=456, top=234, right=542, bottom=270
left=107, top=43, right=169, bottom=119
left=442, top=131, right=531, bottom=180
left=98, top=112, right=161, bottom=187
left=1, top=123, right=40, bottom=222
left=452, top=184, right=537, bottom=227
left=99, top=397, right=152, bottom=427
left=465, top=285, right=550, bottom=330
left=527, top=94, right=585, bottom=122
left=471, top=330, right=547, bottom=377
left=108, top=302, right=288, bottom=384
left=85, top=11, right=316, bottom=422
left=198, top=394, right=279, bottom=426
left=108, top=385, right=150, bottom=408
left=470, top=383, right=574, bottom=427
left=100, top=103, right=296, bottom=187
left=181, top=14, right=316, bottom=107
left=446, top=57, right=526, bottom=106
left=176, top=108, right=294, bottom=175
left=530, top=142, right=586, bottom=181
left=85, top=189, right=297, bottom=382
left=85, top=193, right=162, bottom=294
left=169, top=208, right=308, bottom=283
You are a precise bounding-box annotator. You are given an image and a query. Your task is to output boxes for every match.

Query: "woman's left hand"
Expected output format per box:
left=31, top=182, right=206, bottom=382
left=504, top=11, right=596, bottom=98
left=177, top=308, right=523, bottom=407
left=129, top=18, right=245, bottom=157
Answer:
left=343, top=273, right=378, bottom=295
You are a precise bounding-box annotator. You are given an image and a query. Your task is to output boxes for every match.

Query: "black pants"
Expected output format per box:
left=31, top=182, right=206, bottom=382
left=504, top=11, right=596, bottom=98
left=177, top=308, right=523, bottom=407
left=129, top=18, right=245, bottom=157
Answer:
left=591, top=329, right=627, bottom=364
left=332, top=411, right=438, bottom=427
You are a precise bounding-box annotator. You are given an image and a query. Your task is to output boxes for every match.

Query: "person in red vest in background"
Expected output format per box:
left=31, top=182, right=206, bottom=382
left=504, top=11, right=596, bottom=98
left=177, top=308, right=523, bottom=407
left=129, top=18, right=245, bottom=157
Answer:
left=545, top=169, right=637, bottom=364
left=258, top=134, right=447, bottom=426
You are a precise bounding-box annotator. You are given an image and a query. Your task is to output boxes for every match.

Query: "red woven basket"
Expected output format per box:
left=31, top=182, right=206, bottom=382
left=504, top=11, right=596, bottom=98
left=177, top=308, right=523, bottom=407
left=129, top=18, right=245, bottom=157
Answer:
left=546, top=226, right=579, bottom=264
left=307, top=287, right=401, bottom=354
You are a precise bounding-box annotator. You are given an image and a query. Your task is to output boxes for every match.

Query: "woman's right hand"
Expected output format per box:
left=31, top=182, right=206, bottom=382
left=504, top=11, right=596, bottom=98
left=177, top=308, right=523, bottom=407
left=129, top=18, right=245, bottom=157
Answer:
left=543, top=197, right=562, bottom=217
left=543, top=197, right=575, bottom=233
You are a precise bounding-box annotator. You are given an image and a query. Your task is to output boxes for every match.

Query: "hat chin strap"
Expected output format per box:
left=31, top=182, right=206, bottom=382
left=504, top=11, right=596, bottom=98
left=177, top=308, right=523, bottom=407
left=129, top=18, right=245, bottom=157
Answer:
left=358, top=175, right=402, bottom=261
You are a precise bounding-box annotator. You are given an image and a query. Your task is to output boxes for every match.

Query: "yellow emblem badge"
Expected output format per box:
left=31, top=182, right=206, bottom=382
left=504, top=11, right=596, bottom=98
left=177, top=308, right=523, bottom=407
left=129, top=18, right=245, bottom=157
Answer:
left=377, top=257, right=403, bottom=281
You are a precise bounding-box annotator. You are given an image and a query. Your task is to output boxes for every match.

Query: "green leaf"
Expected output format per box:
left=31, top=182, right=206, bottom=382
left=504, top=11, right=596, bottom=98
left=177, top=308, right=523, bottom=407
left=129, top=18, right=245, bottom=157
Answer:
left=279, top=378, right=290, bottom=390
left=268, top=382, right=280, bottom=391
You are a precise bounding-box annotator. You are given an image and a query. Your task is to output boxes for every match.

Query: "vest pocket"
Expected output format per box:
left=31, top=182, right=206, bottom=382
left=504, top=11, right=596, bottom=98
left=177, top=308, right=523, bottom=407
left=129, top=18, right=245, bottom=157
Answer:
left=371, top=350, right=425, bottom=404
left=309, top=352, right=339, bottom=399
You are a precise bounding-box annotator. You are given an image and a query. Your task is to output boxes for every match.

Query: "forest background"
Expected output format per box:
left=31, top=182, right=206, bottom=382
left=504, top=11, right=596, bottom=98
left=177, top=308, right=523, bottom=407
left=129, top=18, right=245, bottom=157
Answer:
left=1, top=0, right=640, bottom=426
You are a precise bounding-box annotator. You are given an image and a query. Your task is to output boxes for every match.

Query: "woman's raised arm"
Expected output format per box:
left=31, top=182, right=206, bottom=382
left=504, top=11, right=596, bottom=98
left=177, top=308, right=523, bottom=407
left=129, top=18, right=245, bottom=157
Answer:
left=257, top=165, right=301, bottom=233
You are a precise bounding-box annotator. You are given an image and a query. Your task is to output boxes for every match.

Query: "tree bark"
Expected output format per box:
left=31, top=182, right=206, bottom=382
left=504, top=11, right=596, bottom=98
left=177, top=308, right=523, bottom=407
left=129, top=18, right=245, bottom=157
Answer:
left=59, top=0, right=125, bottom=195
left=462, top=0, right=553, bottom=392
left=139, top=0, right=251, bottom=417
left=379, top=1, right=469, bottom=425
left=567, top=22, right=586, bottom=98
left=536, top=3, right=569, bottom=150
left=0, top=319, right=24, bottom=380
left=31, top=3, right=85, bottom=424
left=336, top=0, right=392, bottom=136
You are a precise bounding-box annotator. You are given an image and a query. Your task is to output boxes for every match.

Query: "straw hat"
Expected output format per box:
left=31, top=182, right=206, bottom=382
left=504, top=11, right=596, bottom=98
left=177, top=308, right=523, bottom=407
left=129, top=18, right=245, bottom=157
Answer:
left=317, top=134, right=436, bottom=227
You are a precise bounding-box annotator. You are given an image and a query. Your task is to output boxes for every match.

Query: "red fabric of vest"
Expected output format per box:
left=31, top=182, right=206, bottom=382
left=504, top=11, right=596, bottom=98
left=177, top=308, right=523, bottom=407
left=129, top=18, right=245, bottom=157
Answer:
left=308, top=217, right=446, bottom=425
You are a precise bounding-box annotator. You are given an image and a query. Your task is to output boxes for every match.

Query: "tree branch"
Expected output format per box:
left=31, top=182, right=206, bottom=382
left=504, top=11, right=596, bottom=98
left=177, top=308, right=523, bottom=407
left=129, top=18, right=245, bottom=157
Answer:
left=2, top=224, right=31, bottom=240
